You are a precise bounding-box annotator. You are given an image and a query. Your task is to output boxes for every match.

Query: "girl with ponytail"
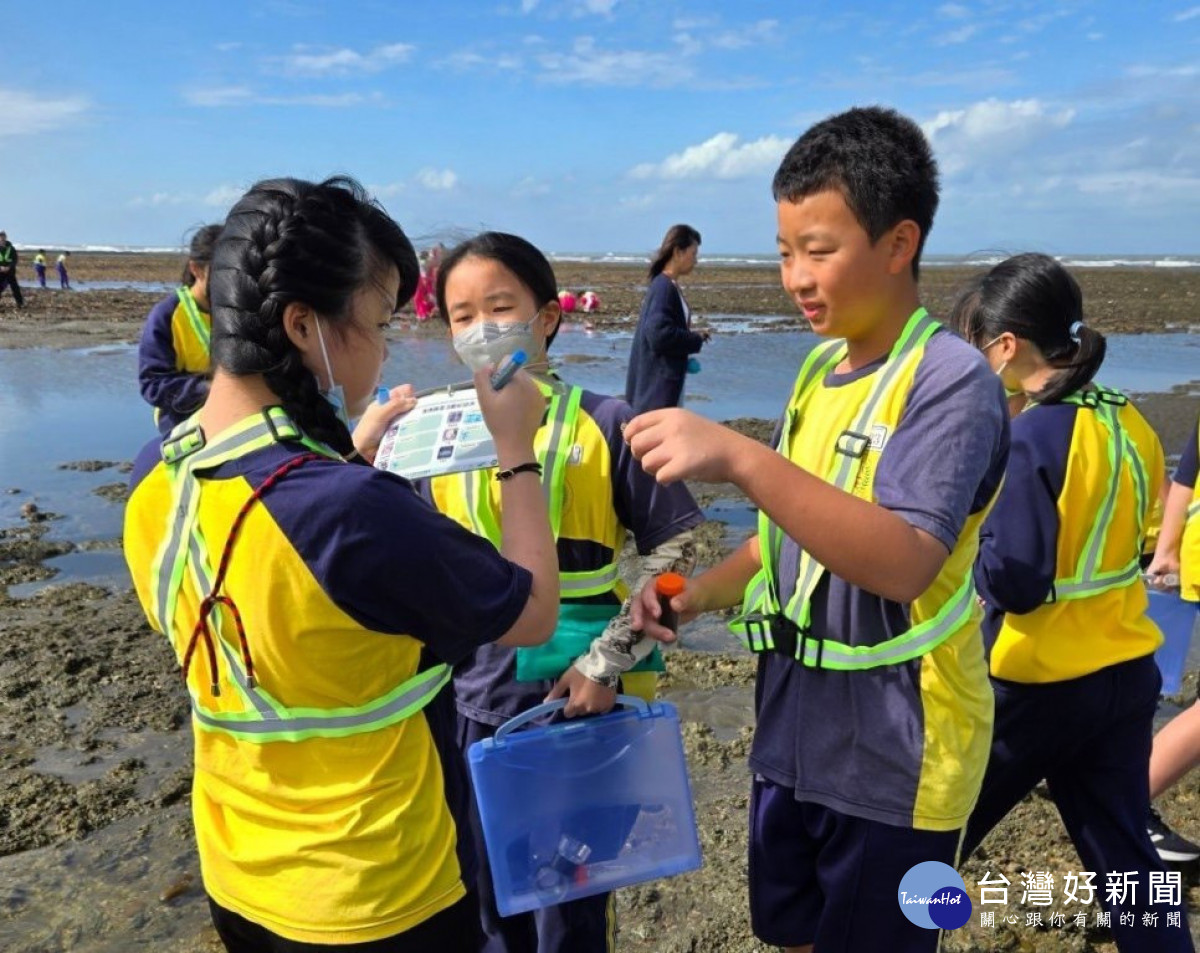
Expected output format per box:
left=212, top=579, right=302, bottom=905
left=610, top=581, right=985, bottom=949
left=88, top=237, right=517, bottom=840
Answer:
left=950, top=253, right=1185, bottom=952
left=125, top=176, right=558, bottom=952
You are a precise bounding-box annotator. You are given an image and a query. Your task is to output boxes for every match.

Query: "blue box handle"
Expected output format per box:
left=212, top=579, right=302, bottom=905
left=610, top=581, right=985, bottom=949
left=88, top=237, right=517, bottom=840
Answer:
left=494, top=694, right=650, bottom=744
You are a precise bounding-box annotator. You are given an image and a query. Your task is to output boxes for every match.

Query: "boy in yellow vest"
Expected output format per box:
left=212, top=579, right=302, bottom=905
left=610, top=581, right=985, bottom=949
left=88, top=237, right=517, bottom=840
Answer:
left=625, top=107, right=1010, bottom=953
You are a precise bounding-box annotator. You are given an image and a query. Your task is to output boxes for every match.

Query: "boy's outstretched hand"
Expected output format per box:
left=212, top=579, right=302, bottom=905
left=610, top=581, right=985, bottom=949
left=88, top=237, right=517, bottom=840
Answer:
left=624, top=408, right=755, bottom=485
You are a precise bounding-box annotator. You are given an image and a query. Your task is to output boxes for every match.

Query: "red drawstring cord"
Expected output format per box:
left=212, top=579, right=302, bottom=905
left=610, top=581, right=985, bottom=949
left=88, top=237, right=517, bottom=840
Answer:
left=181, top=452, right=322, bottom=695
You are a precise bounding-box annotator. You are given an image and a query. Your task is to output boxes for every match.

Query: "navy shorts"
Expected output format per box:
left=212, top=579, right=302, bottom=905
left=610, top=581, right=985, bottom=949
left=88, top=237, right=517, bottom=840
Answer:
left=749, top=777, right=962, bottom=952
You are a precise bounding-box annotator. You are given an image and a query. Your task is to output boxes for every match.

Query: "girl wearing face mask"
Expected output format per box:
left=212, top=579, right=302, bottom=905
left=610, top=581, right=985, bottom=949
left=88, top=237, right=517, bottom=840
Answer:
left=950, top=253, right=1186, bottom=953
left=425, top=232, right=704, bottom=953
left=124, top=179, right=560, bottom=953
left=137, top=224, right=224, bottom=433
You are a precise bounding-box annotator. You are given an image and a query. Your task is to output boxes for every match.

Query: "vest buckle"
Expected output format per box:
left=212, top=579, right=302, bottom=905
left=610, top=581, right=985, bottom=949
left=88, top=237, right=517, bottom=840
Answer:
left=162, top=425, right=205, bottom=465
left=835, top=430, right=870, bottom=459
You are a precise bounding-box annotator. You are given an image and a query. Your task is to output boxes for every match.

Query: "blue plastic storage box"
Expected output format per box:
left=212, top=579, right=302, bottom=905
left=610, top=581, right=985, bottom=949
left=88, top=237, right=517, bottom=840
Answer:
left=1149, top=589, right=1198, bottom=696
left=467, top=695, right=702, bottom=916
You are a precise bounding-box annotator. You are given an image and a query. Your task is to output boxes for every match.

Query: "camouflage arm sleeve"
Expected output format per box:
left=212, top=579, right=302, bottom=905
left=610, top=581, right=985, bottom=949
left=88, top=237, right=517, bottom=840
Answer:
left=571, top=528, right=699, bottom=687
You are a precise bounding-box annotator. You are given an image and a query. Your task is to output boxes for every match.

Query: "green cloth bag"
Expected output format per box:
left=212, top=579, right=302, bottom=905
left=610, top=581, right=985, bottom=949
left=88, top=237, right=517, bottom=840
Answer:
left=515, top=602, right=665, bottom=682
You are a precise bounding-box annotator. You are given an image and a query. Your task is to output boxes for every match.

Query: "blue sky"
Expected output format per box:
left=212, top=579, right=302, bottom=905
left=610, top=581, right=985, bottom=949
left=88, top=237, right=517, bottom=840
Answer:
left=3, top=0, right=1197, bottom=254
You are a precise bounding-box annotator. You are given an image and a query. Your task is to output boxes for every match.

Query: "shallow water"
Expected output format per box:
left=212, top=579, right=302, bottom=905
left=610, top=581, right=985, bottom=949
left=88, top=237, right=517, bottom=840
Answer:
left=2, top=325, right=1199, bottom=596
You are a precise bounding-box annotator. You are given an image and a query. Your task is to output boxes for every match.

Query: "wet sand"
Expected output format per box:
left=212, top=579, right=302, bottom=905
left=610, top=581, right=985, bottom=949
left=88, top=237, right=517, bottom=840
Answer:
left=3, top=259, right=1200, bottom=950
left=0, top=253, right=1197, bottom=349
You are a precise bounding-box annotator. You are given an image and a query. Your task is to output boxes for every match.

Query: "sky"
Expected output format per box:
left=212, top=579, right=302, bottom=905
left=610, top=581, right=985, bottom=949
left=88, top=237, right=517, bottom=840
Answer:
left=2, top=0, right=1198, bottom=255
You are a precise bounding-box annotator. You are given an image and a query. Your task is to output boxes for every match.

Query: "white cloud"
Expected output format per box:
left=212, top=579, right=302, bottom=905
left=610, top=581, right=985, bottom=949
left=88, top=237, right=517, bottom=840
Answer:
left=185, top=87, right=375, bottom=108
left=369, top=182, right=407, bottom=199
left=416, top=168, right=458, bottom=191
left=268, top=43, right=414, bottom=77
left=1125, top=63, right=1199, bottom=79
left=520, top=0, right=539, bottom=11
left=629, top=132, right=791, bottom=181
left=130, top=191, right=190, bottom=208
left=185, top=86, right=254, bottom=107
left=938, top=3, right=970, bottom=17
left=578, top=0, right=618, bottom=15
left=923, top=99, right=1075, bottom=177
left=440, top=50, right=523, bottom=72
left=204, top=185, right=245, bottom=209
left=1173, top=6, right=1200, bottom=22
left=0, top=88, right=89, bottom=136
left=936, top=24, right=979, bottom=45
left=130, top=184, right=246, bottom=209
left=1087, top=32, right=1104, bottom=41
left=511, top=176, right=551, bottom=198
left=538, top=36, right=692, bottom=87
left=710, top=19, right=779, bottom=49
left=1074, top=170, right=1200, bottom=199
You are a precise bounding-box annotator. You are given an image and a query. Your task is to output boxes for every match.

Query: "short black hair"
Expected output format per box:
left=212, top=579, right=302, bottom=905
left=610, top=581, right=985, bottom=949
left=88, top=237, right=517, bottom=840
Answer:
left=772, top=106, right=938, bottom=278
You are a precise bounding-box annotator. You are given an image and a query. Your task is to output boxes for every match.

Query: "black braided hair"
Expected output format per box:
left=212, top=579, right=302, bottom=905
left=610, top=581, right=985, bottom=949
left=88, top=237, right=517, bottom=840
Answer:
left=181, top=224, right=224, bottom=286
left=208, top=177, right=418, bottom=454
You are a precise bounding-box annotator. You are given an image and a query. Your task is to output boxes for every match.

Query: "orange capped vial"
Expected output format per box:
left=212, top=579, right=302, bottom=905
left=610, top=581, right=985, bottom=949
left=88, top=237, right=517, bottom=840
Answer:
left=654, top=573, right=686, bottom=634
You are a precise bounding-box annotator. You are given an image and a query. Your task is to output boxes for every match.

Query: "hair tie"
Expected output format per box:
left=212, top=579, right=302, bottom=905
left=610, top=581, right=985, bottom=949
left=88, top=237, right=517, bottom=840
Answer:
left=1068, top=320, right=1084, bottom=342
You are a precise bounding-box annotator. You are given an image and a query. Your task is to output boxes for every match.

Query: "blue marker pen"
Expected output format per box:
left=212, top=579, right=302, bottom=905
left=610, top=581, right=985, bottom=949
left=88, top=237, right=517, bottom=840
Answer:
left=376, top=386, right=391, bottom=405
left=489, top=350, right=528, bottom=391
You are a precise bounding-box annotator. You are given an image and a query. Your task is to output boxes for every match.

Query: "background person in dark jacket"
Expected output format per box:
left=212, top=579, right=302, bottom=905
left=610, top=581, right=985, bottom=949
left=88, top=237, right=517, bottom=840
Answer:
left=0, top=231, right=25, bottom=307
left=625, top=224, right=709, bottom=413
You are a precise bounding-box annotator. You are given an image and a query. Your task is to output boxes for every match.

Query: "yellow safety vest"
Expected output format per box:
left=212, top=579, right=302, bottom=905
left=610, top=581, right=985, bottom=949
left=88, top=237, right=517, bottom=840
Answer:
left=431, top=378, right=660, bottom=686
left=147, top=407, right=449, bottom=741
left=731, top=308, right=978, bottom=669
left=1183, top=420, right=1200, bottom=603
left=988, top=388, right=1164, bottom=682
left=172, top=286, right=213, bottom=372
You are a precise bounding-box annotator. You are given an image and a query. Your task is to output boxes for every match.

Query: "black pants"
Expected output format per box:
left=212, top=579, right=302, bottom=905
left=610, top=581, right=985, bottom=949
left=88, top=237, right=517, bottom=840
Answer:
left=964, top=655, right=1194, bottom=953
left=209, top=891, right=484, bottom=953
left=0, top=272, right=23, bottom=306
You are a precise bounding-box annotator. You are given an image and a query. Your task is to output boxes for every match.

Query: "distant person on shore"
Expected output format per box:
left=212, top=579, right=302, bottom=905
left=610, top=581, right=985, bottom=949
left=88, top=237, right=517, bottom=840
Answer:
left=1143, top=411, right=1200, bottom=862
left=123, top=176, right=558, bottom=953
left=137, top=225, right=222, bottom=433
left=625, top=107, right=1009, bottom=953
left=56, top=251, right=70, bottom=289
left=427, top=230, right=703, bottom=953
left=624, top=224, right=709, bottom=414
left=0, top=231, right=25, bottom=307
left=33, top=250, right=47, bottom=288
left=951, top=253, right=1188, bottom=952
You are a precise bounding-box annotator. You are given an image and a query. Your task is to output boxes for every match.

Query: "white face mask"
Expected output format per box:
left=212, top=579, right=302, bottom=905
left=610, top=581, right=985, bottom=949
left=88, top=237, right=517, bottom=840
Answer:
left=981, top=334, right=1022, bottom=398
left=452, top=311, right=542, bottom=372
left=314, top=317, right=353, bottom=429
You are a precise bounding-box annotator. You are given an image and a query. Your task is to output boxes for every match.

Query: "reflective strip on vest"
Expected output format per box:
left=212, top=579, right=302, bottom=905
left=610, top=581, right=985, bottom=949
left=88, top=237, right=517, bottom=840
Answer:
left=177, top=286, right=211, bottom=353
left=149, top=406, right=450, bottom=742
left=1049, top=388, right=1148, bottom=602
left=731, top=309, right=976, bottom=669
left=458, top=380, right=620, bottom=599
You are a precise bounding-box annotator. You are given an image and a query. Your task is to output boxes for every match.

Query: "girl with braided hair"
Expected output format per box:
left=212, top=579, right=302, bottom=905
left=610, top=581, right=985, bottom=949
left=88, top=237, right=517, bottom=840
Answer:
left=124, top=176, right=559, bottom=952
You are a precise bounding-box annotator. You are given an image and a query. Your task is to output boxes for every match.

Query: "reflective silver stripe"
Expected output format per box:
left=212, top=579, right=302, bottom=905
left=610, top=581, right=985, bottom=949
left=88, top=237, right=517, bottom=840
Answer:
left=1077, top=401, right=1123, bottom=583
left=539, top=384, right=578, bottom=539
left=1052, top=392, right=1146, bottom=602
left=186, top=530, right=277, bottom=716
left=560, top=563, right=620, bottom=594
left=784, top=312, right=938, bottom=625
left=191, top=664, right=452, bottom=741
left=1189, top=501, right=1200, bottom=521
left=798, top=575, right=975, bottom=669
left=177, top=287, right=210, bottom=351
left=1053, top=559, right=1143, bottom=599
left=154, top=416, right=302, bottom=635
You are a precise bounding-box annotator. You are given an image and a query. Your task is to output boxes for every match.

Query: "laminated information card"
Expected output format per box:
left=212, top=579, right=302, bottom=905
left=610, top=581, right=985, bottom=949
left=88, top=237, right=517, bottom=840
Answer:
left=373, top=387, right=498, bottom=480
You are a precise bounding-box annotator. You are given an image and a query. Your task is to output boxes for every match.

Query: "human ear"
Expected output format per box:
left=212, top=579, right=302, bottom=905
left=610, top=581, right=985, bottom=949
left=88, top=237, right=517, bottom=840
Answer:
left=540, top=301, right=562, bottom=340
left=282, top=301, right=317, bottom=354
left=885, top=220, right=920, bottom=275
